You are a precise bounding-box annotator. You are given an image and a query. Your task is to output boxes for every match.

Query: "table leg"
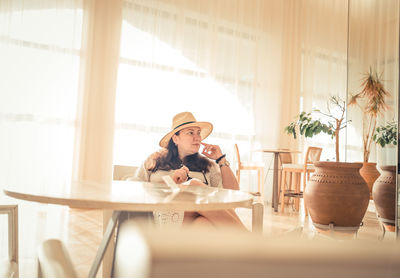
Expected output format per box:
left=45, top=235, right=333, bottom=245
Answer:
left=252, top=201, right=264, bottom=234
left=103, top=209, right=115, bottom=278
left=88, top=211, right=121, bottom=278
left=272, top=153, right=279, bottom=212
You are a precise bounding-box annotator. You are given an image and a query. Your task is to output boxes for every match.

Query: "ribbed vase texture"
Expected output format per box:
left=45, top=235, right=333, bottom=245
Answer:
left=304, top=162, right=370, bottom=227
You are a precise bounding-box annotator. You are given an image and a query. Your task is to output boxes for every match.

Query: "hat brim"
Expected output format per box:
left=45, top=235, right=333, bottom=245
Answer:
left=159, top=122, right=213, bottom=148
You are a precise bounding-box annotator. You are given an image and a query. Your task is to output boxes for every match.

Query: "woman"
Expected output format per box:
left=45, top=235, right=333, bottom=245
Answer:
left=136, top=111, right=246, bottom=230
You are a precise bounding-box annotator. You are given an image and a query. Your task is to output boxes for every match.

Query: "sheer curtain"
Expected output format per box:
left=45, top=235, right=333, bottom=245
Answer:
left=0, top=0, right=82, bottom=193
left=0, top=0, right=354, bottom=209
left=114, top=0, right=264, bottom=169
left=0, top=0, right=83, bottom=275
left=347, top=0, right=399, bottom=165
left=113, top=0, right=350, bottom=195
left=281, top=0, right=349, bottom=162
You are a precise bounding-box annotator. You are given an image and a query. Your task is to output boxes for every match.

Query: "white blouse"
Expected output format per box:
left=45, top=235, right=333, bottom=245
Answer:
left=135, top=152, right=222, bottom=226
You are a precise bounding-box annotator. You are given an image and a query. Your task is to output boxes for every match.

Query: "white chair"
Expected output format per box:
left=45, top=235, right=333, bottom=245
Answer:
left=0, top=205, right=18, bottom=278
left=113, top=165, right=138, bottom=181
left=37, top=239, right=77, bottom=278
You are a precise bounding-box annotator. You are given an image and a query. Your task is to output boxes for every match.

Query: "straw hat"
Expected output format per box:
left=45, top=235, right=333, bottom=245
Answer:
left=159, top=112, right=213, bottom=148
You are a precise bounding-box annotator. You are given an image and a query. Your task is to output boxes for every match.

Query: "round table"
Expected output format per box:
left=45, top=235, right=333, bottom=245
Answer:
left=4, top=180, right=258, bottom=278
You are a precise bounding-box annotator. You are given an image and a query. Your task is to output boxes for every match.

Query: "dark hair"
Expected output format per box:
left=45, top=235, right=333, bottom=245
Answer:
left=152, top=131, right=212, bottom=173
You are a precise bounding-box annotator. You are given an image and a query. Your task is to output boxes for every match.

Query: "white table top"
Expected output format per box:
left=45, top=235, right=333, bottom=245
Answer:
left=3, top=180, right=254, bottom=212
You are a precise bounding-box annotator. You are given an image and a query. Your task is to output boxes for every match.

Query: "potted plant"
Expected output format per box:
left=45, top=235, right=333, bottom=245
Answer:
left=284, top=95, right=347, bottom=162
left=372, top=120, right=397, bottom=232
left=348, top=67, right=391, bottom=198
left=373, top=120, right=397, bottom=148
left=285, top=96, right=369, bottom=231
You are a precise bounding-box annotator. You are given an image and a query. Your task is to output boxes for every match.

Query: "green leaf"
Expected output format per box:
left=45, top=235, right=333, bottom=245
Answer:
left=373, top=121, right=397, bottom=147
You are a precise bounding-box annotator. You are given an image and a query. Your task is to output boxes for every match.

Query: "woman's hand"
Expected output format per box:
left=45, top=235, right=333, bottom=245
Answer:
left=188, top=179, right=207, bottom=187
left=201, top=142, right=223, bottom=160
left=171, top=165, right=189, bottom=184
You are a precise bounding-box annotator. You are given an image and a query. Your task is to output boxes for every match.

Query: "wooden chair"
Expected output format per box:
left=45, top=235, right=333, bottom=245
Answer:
left=277, top=151, right=293, bottom=207
left=234, top=144, right=265, bottom=198
left=279, top=147, right=322, bottom=215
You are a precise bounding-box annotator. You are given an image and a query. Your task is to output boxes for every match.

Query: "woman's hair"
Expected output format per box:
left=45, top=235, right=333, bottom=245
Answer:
left=151, top=131, right=212, bottom=173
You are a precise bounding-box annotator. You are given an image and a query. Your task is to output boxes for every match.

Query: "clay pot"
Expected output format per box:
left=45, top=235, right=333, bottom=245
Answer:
left=304, top=161, right=369, bottom=227
left=372, top=165, right=396, bottom=232
left=359, top=162, right=380, bottom=200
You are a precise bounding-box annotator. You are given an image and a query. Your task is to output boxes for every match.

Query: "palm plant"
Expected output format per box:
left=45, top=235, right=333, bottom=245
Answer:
left=284, top=96, right=348, bottom=162
left=348, top=68, right=390, bottom=162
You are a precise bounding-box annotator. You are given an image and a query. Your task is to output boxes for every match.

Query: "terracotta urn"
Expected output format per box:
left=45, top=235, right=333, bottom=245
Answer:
left=304, top=161, right=369, bottom=227
left=359, top=162, right=380, bottom=200
left=372, top=165, right=396, bottom=232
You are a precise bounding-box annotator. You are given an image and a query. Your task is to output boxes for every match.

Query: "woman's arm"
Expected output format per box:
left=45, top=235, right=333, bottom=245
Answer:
left=135, top=151, right=163, bottom=181
left=201, top=143, right=239, bottom=190
left=217, top=156, right=239, bottom=190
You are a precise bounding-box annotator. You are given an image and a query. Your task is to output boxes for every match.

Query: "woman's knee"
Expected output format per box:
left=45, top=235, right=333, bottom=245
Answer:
left=182, top=211, right=200, bottom=225
left=190, top=215, right=215, bottom=228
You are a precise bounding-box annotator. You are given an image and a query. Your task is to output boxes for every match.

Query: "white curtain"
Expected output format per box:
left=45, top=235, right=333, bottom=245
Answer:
left=275, top=0, right=348, bottom=162
left=113, top=0, right=349, bottom=196
left=0, top=0, right=83, bottom=192
left=0, top=0, right=353, bottom=201
left=114, top=0, right=264, bottom=169
left=0, top=0, right=83, bottom=275
left=347, top=0, right=399, bottom=166
left=298, top=0, right=349, bottom=162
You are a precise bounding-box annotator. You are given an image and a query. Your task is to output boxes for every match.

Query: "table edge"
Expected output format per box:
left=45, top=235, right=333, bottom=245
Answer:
left=3, top=189, right=254, bottom=211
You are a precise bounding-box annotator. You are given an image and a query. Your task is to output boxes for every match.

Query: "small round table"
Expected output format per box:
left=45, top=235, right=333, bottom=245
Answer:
left=254, top=149, right=301, bottom=212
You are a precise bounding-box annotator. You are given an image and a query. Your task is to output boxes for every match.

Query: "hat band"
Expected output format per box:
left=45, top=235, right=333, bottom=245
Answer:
left=173, top=121, right=195, bottom=130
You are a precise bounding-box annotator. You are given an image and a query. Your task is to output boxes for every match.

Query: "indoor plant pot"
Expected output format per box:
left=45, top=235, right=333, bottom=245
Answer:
left=359, top=162, right=381, bottom=200
left=372, top=165, right=396, bottom=232
left=304, top=161, right=369, bottom=228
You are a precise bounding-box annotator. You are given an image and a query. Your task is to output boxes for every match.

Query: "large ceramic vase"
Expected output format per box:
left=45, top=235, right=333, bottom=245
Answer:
left=372, top=165, right=396, bottom=232
left=359, top=162, right=380, bottom=200
left=304, top=161, right=370, bottom=227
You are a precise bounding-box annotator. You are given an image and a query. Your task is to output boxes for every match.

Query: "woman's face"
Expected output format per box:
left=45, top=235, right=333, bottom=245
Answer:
left=172, top=126, right=202, bottom=158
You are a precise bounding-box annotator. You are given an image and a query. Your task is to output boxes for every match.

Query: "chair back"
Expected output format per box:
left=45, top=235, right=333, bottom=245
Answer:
left=234, top=144, right=242, bottom=167
left=0, top=204, right=18, bottom=278
left=279, top=152, right=292, bottom=165
left=113, top=165, right=138, bottom=181
left=303, top=147, right=323, bottom=165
